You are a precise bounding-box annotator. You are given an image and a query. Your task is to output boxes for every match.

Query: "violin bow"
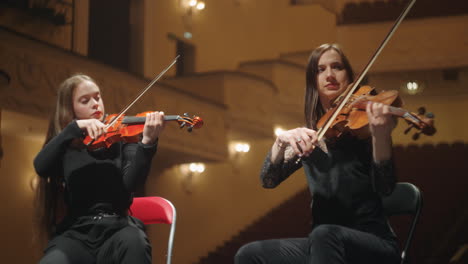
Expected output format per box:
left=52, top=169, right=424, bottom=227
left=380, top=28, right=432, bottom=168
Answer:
left=316, top=0, right=417, bottom=142
left=105, top=55, right=180, bottom=129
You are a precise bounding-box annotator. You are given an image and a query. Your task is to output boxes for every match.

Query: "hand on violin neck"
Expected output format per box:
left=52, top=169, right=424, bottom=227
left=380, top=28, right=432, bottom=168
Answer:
left=141, top=111, right=165, bottom=145
left=366, top=102, right=394, bottom=162
left=76, top=119, right=106, bottom=140
left=366, top=101, right=396, bottom=138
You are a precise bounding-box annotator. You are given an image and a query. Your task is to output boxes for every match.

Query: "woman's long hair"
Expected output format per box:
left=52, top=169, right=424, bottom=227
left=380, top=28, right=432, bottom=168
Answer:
left=304, top=44, right=355, bottom=129
left=34, top=74, right=95, bottom=242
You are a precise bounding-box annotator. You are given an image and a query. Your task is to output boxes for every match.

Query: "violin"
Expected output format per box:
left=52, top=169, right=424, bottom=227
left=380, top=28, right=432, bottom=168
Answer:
left=313, top=0, right=436, bottom=143
left=317, top=85, right=436, bottom=141
left=83, top=112, right=203, bottom=151
left=82, top=55, right=204, bottom=151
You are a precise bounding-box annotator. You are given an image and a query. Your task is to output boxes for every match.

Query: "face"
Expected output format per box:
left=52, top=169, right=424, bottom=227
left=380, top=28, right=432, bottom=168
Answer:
left=72, top=80, right=105, bottom=121
left=316, top=49, right=350, bottom=107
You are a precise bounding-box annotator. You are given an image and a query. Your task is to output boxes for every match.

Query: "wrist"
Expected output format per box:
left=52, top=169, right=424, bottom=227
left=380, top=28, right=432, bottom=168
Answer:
left=141, top=136, right=155, bottom=145
left=372, top=133, right=392, bottom=143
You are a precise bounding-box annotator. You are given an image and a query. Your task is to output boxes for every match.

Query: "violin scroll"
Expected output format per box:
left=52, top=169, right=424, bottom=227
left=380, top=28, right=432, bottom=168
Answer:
left=403, top=106, right=436, bottom=140
left=177, top=113, right=204, bottom=132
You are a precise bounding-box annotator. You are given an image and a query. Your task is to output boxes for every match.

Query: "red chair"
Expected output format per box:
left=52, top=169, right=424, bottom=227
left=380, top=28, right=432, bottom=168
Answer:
left=130, top=197, right=177, bottom=264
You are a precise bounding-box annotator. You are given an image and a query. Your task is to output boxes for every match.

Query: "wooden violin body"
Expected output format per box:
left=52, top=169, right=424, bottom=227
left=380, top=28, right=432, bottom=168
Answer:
left=83, top=112, right=203, bottom=151
left=317, top=86, right=435, bottom=140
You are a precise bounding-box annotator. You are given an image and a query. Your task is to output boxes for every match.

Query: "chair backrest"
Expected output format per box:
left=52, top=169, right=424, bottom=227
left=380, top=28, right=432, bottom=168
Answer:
left=382, top=182, right=423, bottom=264
left=130, top=197, right=177, bottom=264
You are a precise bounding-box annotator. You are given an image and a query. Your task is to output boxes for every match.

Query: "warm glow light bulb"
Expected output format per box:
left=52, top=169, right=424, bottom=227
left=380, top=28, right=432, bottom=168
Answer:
left=189, top=0, right=197, bottom=7
left=189, top=163, right=198, bottom=172
left=235, top=143, right=244, bottom=152
left=196, top=163, right=205, bottom=173
left=242, top=144, right=250, bottom=153
left=406, top=81, right=418, bottom=91
left=184, top=32, right=192, bottom=39
left=189, top=163, right=205, bottom=173
left=196, top=1, right=205, bottom=10
left=235, top=143, right=250, bottom=153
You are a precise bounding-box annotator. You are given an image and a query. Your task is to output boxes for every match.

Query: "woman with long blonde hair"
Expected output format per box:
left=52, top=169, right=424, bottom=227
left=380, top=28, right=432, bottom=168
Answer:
left=35, top=74, right=164, bottom=263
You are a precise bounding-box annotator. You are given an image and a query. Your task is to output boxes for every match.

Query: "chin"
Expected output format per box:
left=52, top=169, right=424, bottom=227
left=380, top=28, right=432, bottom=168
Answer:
left=327, top=91, right=341, bottom=98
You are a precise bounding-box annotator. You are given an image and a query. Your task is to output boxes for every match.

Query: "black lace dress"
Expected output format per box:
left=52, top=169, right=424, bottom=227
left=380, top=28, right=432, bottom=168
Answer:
left=260, top=135, right=398, bottom=241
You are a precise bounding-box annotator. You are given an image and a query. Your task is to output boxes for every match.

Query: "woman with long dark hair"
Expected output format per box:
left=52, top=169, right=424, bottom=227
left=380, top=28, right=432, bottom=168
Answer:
left=235, top=44, right=400, bottom=263
left=34, top=74, right=164, bottom=263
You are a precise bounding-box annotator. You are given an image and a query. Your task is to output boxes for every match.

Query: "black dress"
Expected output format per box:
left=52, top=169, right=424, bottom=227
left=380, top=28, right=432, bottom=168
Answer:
left=235, top=135, right=401, bottom=264
left=34, top=121, right=157, bottom=263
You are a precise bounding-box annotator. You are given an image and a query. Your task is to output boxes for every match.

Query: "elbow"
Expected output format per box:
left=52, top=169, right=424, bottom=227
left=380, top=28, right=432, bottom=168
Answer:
left=261, top=178, right=279, bottom=189
left=371, top=160, right=396, bottom=196
left=374, top=178, right=396, bottom=197
left=33, top=157, right=47, bottom=178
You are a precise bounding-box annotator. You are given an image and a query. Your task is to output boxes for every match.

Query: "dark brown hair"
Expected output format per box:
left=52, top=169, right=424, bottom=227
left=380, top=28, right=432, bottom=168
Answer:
left=304, top=44, right=354, bottom=129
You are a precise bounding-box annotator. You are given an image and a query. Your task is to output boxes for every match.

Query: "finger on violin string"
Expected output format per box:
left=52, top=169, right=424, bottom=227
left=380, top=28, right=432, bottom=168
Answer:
left=366, top=100, right=377, bottom=114
left=381, top=104, right=390, bottom=115
left=158, top=111, right=165, bottom=122
left=146, top=112, right=157, bottom=125
left=373, top=102, right=388, bottom=115
left=366, top=101, right=380, bottom=119
left=372, top=102, right=382, bottom=114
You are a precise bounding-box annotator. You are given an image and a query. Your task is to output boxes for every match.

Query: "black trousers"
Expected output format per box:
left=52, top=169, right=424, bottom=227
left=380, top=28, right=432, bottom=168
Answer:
left=38, top=224, right=151, bottom=264
left=235, top=224, right=400, bottom=264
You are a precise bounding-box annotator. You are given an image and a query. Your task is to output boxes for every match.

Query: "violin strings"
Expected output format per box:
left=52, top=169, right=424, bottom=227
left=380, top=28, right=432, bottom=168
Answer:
left=105, top=55, right=180, bottom=129
left=317, top=0, right=416, bottom=141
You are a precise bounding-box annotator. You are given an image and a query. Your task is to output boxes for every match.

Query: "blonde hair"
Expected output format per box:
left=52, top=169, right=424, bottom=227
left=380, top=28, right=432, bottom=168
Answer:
left=35, top=74, right=97, bottom=241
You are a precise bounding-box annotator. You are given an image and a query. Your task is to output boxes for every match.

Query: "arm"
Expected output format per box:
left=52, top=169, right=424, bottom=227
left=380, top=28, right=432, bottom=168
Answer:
left=121, top=141, right=157, bottom=192
left=260, top=148, right=302, bottom=188
left=122, top=111, right=164, bottom=191
left=34, top=119, right=106, bottom=178
left=33, top=121, right=83, bottom=178
left=261, top=127, right=317, bottom=188
left=367, top=102, right=397, bottom=196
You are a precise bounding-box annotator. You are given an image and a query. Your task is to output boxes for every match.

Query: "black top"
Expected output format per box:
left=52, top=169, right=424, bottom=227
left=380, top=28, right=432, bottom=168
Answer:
left=34, top=120, right=157, bottom=238
left=261, top=135, right=397, bottom=240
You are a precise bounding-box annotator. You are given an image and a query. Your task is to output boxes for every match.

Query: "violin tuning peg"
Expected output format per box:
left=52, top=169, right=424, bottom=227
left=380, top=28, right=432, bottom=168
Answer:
left=183, top=113, right=189, bottom=117
left=412, top=132, right=420, bottom=140
left=180, top=123, right=186, bottom=129
left=404, top=124, right=413, bottom=135
left=417, top=107, right=426, bottom=115
left=187, top=126, right=193, bottom=133
left=426, top=112, right=434, bottom=118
